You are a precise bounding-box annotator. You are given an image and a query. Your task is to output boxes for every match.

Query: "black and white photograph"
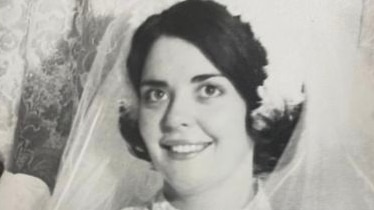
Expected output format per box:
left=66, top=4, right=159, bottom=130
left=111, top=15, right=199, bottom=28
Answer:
left=0, top=0, right=373, bottom=209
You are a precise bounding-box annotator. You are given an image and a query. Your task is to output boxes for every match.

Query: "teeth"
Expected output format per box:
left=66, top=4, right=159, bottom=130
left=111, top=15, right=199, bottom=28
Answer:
left=170, top=144, right=206, bottom=153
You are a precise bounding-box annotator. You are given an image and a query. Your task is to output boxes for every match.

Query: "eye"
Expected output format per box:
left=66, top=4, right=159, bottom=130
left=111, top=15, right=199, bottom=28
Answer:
left=199, top=84, right=223, bottom=98
left=142, top=89, right=168, bottom=103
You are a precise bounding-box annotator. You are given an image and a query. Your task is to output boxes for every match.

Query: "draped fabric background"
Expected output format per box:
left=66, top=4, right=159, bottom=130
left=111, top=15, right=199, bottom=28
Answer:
left=0, top=0, right=373, bottom=206
left=0, top=0, right=114, bottom=187
left=0, top=0, right=31, bottom=168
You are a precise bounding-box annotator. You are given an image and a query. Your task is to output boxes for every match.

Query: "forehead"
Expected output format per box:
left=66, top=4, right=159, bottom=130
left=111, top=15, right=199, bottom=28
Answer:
left=142, top=36, right=221, bottom=81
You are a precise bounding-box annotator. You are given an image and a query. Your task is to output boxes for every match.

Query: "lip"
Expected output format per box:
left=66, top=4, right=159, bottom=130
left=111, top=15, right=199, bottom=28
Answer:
left=160, top=139, right=213, bottom=160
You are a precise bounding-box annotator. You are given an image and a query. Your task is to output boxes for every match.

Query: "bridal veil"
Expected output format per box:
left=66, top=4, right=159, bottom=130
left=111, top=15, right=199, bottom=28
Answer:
left=46, top=0, right=374, bottom=209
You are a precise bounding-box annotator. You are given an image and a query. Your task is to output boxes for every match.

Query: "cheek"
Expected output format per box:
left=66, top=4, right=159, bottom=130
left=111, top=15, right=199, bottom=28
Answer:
left=198, top=99, right=249, bottom=143
left=138, top=108, right=162, bottom=147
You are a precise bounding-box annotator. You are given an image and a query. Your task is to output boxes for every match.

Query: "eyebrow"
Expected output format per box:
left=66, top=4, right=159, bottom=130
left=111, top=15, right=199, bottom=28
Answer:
left=140, top=74, right=224, bottom=88
left=140, top=80, right=167, bottom=88
left=191, top=74, right=224, bottom=83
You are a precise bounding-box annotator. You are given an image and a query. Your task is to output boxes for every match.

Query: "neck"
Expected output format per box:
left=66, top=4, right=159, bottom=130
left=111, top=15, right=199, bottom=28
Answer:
left=164, top=152, right=255, bottom=210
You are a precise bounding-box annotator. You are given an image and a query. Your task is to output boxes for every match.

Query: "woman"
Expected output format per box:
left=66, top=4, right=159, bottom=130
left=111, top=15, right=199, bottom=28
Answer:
left=47, top=0, right=374, bottom=210
left=119, top=1, right=303, bottom=209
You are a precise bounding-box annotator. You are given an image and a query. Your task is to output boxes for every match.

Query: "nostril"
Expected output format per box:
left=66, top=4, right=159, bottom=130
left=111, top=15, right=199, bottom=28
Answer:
left=161, top=95, right=193, bottom=131
left=161, top=116, right=188, bottom=132
left=161, top=112, right=192, bottom=132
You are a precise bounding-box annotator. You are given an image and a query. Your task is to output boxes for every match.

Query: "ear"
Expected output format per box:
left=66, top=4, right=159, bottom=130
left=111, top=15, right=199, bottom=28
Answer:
left=119, top=105, right=151, bottom=162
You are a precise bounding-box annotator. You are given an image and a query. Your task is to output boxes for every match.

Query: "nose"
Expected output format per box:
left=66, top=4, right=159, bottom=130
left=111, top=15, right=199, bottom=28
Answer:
left=161, top=95, right=193, bottom=132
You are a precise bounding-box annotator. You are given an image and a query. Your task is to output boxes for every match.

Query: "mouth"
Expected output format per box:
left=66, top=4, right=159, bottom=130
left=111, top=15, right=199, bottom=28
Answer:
left=160, top=140, right=213, bottom=160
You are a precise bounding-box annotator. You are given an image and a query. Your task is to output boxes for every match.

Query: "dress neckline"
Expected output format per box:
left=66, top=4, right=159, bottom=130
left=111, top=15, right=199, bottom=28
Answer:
left=148, top=180, right=272, bottom=210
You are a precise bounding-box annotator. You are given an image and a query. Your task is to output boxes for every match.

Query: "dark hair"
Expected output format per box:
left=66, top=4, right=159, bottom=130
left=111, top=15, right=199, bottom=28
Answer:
left=0, top=155, right=4, bottom=178
left=120, top=0, right=302, bottom=175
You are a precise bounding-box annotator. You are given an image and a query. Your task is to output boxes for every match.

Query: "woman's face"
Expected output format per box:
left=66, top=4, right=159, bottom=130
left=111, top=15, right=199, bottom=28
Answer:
left=139, top=36, right=253, bottom=194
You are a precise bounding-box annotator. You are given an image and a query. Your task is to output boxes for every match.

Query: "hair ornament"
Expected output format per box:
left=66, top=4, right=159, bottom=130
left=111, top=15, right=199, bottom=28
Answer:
left=251, top=71, right=305, bottom=131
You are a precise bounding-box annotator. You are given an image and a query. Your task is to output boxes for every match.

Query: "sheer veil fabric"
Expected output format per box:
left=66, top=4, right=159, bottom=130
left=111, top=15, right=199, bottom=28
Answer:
left=47, top=0, right=374, bottom=209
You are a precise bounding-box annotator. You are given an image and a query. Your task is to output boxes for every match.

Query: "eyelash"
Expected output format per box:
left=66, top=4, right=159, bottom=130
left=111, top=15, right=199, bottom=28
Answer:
left=141, top=83, right=224, bottom=105
left=198, top=84, right=224, bottom=99
left=142, top=89, right=168, bottom=104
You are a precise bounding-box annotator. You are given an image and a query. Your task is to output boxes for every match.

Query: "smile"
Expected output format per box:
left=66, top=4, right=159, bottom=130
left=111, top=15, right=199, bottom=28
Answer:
left=170, top=144, right=208, bottom=153
left=160, top=140, right=213, bottom=159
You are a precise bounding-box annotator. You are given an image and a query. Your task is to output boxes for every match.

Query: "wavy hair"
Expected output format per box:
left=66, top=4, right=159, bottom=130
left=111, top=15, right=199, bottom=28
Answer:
left=120, top=0, right=303, bottom=175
